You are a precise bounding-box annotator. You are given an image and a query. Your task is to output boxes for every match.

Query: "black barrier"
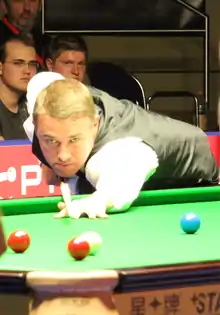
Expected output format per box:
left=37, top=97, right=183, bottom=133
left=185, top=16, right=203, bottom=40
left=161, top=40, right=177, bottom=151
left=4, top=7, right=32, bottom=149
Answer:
left=43, top=0, right=205, bottom=32
left=146, top=91, right=201, bottom=127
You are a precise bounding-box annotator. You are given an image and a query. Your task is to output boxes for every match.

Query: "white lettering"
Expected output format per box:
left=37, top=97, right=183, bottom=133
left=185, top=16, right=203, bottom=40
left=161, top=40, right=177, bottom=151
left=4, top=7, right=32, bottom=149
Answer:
left=0, top=172, right=7, bottom=182
left=49, top=185, right=55, bottom=193
left=21, top=165, right=42, bottom=195
left=0, top=167, right=17, bottom=183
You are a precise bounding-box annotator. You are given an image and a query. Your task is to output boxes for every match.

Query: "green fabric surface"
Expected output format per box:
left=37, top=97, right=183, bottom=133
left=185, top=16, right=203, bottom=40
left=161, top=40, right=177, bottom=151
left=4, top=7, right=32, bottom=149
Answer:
left=0, top=186, right=220, bottom=272
left=1, top=186, right=220, bottom=216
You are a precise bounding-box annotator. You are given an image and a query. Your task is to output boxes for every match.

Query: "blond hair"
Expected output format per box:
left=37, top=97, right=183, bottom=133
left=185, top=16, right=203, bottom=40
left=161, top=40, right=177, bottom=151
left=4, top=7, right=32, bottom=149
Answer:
left=33, top=79, right=96, bottom=121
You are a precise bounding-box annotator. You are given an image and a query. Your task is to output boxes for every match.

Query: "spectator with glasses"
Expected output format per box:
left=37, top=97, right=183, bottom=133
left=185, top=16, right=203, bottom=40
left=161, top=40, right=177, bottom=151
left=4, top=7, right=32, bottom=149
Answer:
left=0, top=33, right=39, bottom=140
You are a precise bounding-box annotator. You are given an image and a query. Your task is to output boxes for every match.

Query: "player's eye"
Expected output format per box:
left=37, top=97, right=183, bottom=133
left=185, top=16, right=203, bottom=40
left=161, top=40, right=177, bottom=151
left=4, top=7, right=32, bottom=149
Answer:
left=79, top=61, right=86, bottom=66
left=70, top=137, right=79, bottom=143
left=46, top=138, right=57, bottom=145
left=13, top=60, right=24, bottom=66
left=62, top=61, right=73, bottom=65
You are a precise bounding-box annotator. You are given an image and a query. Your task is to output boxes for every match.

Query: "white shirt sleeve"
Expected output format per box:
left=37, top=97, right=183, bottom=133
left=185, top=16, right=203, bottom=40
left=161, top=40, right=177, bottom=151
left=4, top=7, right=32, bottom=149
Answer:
left=85, top=137, right=159, bottom=210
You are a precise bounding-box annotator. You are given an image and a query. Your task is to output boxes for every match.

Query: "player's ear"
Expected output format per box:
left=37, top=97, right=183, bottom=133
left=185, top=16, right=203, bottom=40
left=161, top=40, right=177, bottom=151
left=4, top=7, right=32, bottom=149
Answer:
left=93, top=115, right=100, bottom=128
left=0, top=62, right=2, bottom=76
left=45, top=58, right=53, bottom=71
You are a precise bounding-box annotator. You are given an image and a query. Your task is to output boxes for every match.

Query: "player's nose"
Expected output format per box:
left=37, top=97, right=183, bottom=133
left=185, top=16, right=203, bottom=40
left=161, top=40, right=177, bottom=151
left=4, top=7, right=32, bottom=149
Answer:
left=23, top=66, right=31, bottom=75
left=71, top=64, right=79, bottom=75
left=57, top=147, right=71, bottom=163
left=23, top=0, right=31, bottom=10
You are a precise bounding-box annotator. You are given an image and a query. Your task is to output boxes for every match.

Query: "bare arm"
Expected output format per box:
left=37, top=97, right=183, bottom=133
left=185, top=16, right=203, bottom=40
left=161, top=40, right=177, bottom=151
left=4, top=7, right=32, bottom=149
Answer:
left=0, top=136, right=4, bottom=141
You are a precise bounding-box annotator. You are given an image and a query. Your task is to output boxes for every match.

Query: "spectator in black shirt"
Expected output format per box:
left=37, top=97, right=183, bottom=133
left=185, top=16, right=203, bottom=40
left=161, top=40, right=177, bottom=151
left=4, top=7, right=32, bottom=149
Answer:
left=0, top=34, right=39, bottom=140
left=0, top=0, right=43, bottom=66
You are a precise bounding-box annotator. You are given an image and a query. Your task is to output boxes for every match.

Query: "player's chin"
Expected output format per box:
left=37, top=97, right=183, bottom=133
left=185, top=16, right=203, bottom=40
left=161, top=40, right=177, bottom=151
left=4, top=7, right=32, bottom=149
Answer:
left=53, top=164, right=79, bottom=178
left=70, top=75, right=79, bottom=81
left=17, top=82, right=29, bottom=92
left=19, top=17, right=34, bottom=26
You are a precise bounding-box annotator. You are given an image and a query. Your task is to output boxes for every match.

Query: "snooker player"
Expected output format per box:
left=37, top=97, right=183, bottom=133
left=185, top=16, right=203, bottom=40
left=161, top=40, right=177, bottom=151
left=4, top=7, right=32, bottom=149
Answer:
left=23, top=72, right=83, bottom=200
left=26, top=75, right=218, bottom=219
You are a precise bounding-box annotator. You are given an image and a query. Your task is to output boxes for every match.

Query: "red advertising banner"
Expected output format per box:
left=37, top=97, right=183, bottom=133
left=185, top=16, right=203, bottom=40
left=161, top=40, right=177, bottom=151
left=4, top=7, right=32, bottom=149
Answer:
left=0, top=143, right=61, bottom=199
left=0, top=134, right=219, bottom=200
left=207, top=134, right=220, bottom=167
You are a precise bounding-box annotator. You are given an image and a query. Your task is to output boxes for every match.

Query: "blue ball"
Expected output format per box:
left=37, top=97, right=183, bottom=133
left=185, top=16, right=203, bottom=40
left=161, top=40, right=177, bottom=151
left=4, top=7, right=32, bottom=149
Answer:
left=180, top=212, right=201, bottom=234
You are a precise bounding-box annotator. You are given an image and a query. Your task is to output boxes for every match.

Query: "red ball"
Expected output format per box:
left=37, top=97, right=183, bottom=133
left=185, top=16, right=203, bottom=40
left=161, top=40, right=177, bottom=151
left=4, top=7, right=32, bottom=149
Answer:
left=68, top=237, right=90, bottom=260
left=7, top=230, right=30, bottom=253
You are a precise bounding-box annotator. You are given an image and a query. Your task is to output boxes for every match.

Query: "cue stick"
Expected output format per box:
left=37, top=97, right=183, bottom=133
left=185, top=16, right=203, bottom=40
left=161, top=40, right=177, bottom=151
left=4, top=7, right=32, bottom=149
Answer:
left=60, top=181, right=72, bottom=216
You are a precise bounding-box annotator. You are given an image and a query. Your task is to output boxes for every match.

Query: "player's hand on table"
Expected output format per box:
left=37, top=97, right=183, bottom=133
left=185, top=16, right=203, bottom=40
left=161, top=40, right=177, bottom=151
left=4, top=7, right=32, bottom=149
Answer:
left=54, top=193, right=109, bottom=219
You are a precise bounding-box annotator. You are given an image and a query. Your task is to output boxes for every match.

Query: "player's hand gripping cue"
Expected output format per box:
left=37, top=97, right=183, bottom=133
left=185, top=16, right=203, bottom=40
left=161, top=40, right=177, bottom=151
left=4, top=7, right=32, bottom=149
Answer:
left=55, top=190, right=109, bottom=219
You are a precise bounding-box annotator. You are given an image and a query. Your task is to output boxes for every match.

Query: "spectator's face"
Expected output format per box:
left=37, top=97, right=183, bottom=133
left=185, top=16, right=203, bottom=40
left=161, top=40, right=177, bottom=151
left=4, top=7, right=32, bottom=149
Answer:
left=0, top=41, right=38, bottom=93
left=6, top=0, right=41, bottom=30
left=46, top=50, right=86, bottom=82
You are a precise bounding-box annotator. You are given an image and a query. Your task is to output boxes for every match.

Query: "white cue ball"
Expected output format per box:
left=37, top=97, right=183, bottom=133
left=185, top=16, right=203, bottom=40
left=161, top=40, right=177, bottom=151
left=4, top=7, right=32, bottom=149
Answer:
left=78, top=231, right=102, bottom=255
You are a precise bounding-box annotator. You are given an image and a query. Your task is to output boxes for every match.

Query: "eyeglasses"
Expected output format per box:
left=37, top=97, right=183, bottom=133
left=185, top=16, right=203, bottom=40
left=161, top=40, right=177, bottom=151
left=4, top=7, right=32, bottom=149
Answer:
left=4, top=60, right=40, bottom=70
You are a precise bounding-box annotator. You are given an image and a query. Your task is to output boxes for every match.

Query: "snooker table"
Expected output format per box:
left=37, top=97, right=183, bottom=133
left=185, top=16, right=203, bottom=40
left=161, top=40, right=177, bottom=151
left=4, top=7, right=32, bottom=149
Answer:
left=1, top=187, right=220, bottom=315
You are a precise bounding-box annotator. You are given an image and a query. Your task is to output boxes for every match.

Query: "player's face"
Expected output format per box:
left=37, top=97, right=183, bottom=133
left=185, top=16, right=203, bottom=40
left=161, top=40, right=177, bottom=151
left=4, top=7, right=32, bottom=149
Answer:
left=46, top=50, right=86, bottom=82
left=6, top=0, right=41, bottom=30
left=0, top=41, right=38, bottom=93
left=35, top=114, right=100, bottom=177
